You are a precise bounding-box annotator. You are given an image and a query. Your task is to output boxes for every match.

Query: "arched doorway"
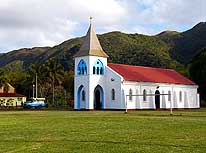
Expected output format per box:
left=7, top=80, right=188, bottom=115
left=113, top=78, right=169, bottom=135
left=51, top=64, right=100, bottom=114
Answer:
left=94, top=85, right=104, bottom=110
left=155, top=90, right=160, bottom=109
left=77, top=85, right=84, bottom=109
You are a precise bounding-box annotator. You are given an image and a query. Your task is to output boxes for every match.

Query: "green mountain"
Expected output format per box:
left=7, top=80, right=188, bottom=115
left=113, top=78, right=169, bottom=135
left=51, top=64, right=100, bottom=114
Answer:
left=99, top=32, right=177, bottom=68
left=0, top=47, right=51, bottom=68
left=158, top=22, right=206, bottom=63
left=0, top=22, right=205, bottom=71
left=0, top=33, right=175, bottom=71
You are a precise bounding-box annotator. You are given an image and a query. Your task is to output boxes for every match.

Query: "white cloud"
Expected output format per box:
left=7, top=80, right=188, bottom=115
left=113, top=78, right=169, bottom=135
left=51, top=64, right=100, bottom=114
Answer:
left=0, top=0, right=205, bottom=52
left=109, top=0, right=206, bottom=35
left=129, top=0, right=206, bottom=26
left=0, top=0, right=127, bottom=52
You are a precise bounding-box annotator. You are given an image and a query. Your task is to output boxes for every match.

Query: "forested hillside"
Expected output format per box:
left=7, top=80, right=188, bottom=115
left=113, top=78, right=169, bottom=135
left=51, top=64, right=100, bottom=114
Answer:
left=0, top=22, right=205, bottom=106
left=0, top=32, right=175, bottom=70
left=158, top=22, right=206, bottom=63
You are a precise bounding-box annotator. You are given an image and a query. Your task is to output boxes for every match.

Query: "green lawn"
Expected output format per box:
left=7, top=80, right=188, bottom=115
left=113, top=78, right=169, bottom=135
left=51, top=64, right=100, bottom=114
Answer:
left=0, top=109, right=206, bottom=153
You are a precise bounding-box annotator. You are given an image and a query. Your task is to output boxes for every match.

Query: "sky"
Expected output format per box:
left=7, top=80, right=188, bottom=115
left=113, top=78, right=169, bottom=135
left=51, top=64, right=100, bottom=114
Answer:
left=0, top=0, right=205, bottom=52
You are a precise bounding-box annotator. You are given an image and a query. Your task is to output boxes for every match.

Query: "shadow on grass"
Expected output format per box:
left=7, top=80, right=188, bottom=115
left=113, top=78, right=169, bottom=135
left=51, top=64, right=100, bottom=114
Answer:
left=123, top=112, right=206, bottom=118
left=0, top=139, right=205, bottom=149
left=133, top=114, right=206, bottom=118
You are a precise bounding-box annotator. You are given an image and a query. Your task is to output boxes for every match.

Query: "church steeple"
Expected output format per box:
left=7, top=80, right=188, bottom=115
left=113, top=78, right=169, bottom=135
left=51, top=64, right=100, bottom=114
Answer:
left=74, top=18, right=108, bottom=58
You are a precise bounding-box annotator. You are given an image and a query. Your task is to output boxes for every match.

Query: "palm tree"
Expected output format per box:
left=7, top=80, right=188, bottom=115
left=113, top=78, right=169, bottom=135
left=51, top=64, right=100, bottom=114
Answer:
left=29, top=62, right=47, bottom=97
left=29, top=62, right=42, bottom=83
left=45, top=59, right=64, bottom=105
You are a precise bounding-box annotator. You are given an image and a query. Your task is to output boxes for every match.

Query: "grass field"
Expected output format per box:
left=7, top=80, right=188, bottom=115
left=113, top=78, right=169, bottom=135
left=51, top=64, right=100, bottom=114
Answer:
left=0, top=109, right=206, bottom=153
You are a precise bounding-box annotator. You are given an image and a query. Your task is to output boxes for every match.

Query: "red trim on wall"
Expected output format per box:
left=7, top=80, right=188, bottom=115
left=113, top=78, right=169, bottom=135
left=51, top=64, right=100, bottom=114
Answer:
left=0, top=93, right=26, bottom=97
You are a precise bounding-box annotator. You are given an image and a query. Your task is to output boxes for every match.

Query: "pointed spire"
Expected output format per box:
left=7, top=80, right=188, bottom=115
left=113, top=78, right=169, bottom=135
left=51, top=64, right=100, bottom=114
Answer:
left=74, top=17, right=108, bottom=58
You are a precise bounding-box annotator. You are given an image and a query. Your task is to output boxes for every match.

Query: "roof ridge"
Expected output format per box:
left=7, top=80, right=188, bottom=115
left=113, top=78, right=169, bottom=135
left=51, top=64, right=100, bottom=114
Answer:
left=108, top=63, right=174, bottom=71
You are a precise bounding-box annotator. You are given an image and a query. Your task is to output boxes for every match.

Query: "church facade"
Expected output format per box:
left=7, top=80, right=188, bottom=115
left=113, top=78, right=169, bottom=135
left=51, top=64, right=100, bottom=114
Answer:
left=74, top=22, right=200, bottom=110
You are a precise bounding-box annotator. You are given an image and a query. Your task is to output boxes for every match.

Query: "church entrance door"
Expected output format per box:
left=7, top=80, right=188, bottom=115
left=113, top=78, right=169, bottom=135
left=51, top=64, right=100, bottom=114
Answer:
left=94, top=85, right=104, bottom=110
left=95, top=90, right=101, bottom=109
left=155, top=90, right=160, bottom=109
left=77, top=85, right=84, bottom=109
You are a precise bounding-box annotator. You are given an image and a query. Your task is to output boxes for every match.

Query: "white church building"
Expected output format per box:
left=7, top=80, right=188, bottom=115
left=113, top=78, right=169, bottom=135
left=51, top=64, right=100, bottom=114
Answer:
left=74, top=22, right=200, bottom=110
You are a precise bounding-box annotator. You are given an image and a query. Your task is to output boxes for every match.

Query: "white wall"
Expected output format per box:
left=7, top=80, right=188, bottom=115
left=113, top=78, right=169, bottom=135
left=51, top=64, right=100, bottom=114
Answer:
left=87, top=56, right=107, bottom=109
left=74, top=56, right=89, bottom=109
left=122, top=82, right=156, bottom=109
left=74, top=56, right=108, bottom=109
left=74, top=74, right=90, bottom=109
left=104, top=66, right=123, bottom=109
left=74, top=57, right=199, bottom=110
left=121, top=81, right=199, bottom=109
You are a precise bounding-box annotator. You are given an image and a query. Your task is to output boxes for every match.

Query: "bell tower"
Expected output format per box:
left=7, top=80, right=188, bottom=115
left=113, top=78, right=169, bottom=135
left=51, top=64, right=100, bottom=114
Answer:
left=74, top=18, right=108, bottom=110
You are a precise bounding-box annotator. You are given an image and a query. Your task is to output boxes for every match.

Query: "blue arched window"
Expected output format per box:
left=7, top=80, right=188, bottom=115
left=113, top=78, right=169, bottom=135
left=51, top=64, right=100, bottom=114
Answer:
left=77, top=59, right=87, bottom=75
left=93, top=59, right=104, bottom=75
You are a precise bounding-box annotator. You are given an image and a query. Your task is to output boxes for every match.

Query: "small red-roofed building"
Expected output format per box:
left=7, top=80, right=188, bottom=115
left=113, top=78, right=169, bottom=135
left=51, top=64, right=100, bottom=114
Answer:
left=74, top=20, right=200, bottom=110
left=0, top=83, right=26, bottom=107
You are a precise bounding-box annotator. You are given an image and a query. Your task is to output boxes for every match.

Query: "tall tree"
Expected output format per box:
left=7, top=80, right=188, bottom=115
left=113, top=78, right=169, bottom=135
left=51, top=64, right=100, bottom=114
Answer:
left=189, top=48, right=206, bottom=85
left=63, top=70, right=74, bottom=96
left=63, top=70, right=74, bottom=106
left=45, top=59, right=64, bottom=104
left=189, top=48, right=206, bottom=105
left=28, top=62, right=48, bottom=97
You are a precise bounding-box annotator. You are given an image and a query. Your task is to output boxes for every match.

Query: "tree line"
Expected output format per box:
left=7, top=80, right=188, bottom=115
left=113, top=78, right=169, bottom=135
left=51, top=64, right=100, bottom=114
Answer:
left=189, top=48, right=206, bottom=106
left=0, top=48, right=205, bottom=108
left=0, top=58, right=74, bottom=108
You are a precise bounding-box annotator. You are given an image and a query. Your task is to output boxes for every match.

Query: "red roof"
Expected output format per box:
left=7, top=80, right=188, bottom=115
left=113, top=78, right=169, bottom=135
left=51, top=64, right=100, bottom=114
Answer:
left=0, top=93, right=26, bottom=97
left=108, top=63, right=196, bottom=85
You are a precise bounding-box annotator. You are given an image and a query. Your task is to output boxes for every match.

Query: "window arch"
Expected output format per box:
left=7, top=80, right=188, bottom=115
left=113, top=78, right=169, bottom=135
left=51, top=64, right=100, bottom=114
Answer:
left=168, top=91, right=171, bottom=101
left=112, top=89, right=115, bottom=100
left=82, top=90, right=85, bottom=101
left=77, top=59, right=87, bottom=75
left=179, top=91, right=182, bottom=102
left=129, top=89, right=132, bottom=101
left=93, top=59, right=104, bottom=75
left=143, top=89, right=147, bottom=101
